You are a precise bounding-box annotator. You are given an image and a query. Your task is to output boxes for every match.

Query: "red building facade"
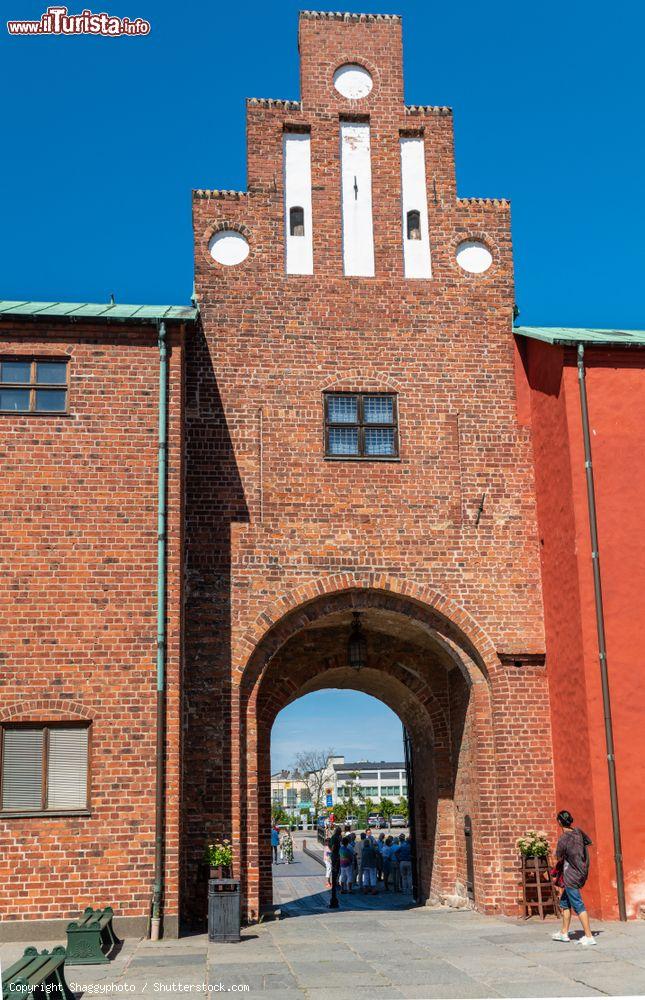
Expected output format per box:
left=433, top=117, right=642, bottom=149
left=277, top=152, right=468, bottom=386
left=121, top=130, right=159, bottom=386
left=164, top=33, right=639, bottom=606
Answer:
left=0, top=11, right=643, bottom=938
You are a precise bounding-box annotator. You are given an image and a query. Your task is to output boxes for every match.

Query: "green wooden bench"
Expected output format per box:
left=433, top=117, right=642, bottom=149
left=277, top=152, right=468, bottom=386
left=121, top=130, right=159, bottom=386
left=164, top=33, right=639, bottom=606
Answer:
left=65, top=906, right=122, bottom=965
left=2, top=946, right=75, bottom=1000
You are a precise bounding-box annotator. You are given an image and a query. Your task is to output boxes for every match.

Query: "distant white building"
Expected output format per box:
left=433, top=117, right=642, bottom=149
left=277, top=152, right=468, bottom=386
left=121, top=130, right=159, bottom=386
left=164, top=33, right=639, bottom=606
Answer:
left=271, top=754, right=407, bottom=815
left=332, top=757, right=408, bottom=805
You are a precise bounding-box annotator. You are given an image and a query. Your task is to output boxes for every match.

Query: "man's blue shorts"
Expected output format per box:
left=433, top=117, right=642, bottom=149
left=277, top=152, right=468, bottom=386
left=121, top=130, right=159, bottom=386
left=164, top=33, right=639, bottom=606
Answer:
left=559, top=887, right=586, bottom=914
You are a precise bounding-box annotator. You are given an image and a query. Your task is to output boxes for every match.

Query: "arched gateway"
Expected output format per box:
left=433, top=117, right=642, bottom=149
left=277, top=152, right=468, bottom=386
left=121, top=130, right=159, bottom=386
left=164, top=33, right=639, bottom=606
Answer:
left=230, top=584, right=503, bottom=922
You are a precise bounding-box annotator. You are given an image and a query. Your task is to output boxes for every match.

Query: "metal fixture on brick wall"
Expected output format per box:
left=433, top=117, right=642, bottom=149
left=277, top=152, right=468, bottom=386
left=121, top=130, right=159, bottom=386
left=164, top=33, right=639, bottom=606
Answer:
left=151, top=320, right=168, bottom=940
left=348, top=612, right=367, bottom=671
left=577, top=342, right=626, bottom=921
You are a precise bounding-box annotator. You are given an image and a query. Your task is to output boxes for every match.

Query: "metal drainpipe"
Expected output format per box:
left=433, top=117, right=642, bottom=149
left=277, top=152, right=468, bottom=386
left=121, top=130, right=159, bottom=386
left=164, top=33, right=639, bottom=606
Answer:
left=151, top=320, right=168, bottom=940
left=576, top=343, right=627, bottom=921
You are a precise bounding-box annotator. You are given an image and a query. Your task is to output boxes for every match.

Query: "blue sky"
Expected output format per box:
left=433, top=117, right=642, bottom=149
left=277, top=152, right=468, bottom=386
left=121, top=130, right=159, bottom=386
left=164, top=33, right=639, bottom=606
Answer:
left=271, top=691, right=404, bottom=771
left=1, top=0, right=644, bottom=329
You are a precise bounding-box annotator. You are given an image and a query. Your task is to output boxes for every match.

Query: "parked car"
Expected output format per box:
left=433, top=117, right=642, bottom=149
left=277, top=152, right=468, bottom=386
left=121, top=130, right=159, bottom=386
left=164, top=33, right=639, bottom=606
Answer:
left=345, top=815, right=358, bottom=829
left=390, top=815, right=406, bottom=828
left=368, top=813, right=387, bottom=829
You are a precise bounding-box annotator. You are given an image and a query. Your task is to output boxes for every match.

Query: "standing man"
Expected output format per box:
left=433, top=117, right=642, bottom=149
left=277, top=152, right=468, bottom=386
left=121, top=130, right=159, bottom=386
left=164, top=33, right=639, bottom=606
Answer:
left=329, top=825, right=342, bottom=909
left=271, top=825, right=280, bottom=864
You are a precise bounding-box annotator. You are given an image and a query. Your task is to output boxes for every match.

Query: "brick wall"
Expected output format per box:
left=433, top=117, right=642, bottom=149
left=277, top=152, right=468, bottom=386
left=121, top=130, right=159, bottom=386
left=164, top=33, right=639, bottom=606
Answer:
left=185, top=11, right=555, bottom=923
left=0, top=322, right=184, bottom=932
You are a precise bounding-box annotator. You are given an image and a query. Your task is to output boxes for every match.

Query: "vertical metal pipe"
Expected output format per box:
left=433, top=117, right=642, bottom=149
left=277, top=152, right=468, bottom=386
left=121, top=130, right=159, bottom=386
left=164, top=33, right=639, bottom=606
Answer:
left=151, top=320, right=168, bottom=939
left=576, top=342, right=627, bottom=921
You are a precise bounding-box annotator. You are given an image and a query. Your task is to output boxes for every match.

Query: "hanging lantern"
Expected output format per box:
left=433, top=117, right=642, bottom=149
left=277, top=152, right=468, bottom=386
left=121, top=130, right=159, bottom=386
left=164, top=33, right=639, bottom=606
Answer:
left=348, top=612, right=367, bottom=671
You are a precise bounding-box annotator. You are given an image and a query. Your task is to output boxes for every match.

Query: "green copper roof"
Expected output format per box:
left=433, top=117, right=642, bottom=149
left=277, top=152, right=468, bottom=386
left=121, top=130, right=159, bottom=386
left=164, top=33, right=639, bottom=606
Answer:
left=515, top=326, right=645, bottom=348
left=0, top=301, right=198, bottom=324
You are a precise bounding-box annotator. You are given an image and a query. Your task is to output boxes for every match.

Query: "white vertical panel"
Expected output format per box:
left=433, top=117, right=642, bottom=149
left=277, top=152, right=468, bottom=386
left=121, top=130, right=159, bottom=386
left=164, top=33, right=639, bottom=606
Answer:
left=340, top=122, right=375, bottom=277
left=400, top=137, right=432, bottom=279
left=283, top=132, right=314, bottom=275
left=1, top=729, right=43, bottom=810
left=47, top=727, right=88, bottom=810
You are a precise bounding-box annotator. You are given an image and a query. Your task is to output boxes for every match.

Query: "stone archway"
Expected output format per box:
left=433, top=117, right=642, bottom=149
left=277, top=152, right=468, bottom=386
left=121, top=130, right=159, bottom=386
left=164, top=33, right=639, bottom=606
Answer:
left=236, top=586, right=502, bottom=921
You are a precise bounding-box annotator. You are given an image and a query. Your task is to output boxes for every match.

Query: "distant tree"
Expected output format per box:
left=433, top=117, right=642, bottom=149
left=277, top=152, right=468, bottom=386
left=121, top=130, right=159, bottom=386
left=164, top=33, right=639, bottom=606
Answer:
left=379, top=798, right=396, bottom=825
left=272, top=804, right=289, bottom=825
left=332, top=802, right=348, bottom=824
left=293, top=748, right=336, bottom=816
left=342, top=771, right=365, bottom=815
left=397, top=796, right=409, bottom=819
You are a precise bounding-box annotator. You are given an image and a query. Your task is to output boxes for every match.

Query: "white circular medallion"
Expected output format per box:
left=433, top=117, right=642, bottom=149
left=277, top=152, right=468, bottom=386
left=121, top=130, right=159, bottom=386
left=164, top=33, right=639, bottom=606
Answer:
left=456, top=240, right=493, bottom=274
left=333, top=64, right=373, bottom=100
left=209, top=230, right=249, bottom=266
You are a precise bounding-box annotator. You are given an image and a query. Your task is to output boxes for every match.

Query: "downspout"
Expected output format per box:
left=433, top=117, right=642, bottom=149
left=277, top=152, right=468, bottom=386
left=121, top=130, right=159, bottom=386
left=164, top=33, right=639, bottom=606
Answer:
left=151, top=320, right=168, bottom=940
left=576, top=343, right=627, bottom=921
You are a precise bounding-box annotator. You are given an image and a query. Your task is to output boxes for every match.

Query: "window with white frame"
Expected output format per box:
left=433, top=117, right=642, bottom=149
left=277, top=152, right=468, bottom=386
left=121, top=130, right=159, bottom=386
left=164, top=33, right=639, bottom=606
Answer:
left=1, top=724, right=89, bottom=813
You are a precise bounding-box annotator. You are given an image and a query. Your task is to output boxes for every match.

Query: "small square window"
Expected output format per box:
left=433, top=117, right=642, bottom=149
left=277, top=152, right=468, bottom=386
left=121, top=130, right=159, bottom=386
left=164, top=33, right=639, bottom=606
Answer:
left=324, top=392, right=398, bottom=459
left=0, top=357, right=69, bottom=413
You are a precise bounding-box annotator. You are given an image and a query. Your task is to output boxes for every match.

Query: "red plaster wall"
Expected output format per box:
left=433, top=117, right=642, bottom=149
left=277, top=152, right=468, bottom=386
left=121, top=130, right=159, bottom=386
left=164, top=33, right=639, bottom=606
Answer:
left=523, top=336, right=645, bottom=919
left=0, top=323, right=184, bottom=930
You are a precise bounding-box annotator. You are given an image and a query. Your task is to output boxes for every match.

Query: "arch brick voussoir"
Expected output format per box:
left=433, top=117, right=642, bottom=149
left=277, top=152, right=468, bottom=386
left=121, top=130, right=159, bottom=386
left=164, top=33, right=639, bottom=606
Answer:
left=0, top=699, right=94, bottom=723
left=238, top=573, right=501, bottom=691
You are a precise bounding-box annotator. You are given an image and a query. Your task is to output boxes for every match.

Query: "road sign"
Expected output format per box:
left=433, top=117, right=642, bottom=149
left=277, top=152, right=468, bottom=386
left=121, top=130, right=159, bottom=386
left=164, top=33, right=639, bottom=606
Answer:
left=326, top=794, right=333, bottom=807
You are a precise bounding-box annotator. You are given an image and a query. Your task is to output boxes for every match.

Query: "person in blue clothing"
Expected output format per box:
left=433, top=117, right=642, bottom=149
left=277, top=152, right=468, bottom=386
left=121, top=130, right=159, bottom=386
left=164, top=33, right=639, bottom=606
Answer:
left=271, top=825, right=280, bottom=864
left=397, top=835, right=413, bottom=893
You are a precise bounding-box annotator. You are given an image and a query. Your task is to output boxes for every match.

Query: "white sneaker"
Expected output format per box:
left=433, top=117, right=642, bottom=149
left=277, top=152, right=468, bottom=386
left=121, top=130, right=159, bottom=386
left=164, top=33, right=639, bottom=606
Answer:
left=579, top=936, right=597, bottom=947
left=552, top=931, right=571, bottom=942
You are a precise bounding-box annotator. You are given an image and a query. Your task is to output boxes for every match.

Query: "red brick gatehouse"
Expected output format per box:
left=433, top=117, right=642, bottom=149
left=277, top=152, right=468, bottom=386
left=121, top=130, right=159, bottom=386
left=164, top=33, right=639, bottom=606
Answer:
left=1, top=11, right=644, bottom=939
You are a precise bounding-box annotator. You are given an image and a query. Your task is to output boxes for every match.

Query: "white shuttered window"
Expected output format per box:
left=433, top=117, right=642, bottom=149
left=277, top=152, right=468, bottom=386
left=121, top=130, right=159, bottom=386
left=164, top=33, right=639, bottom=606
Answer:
left=1, top=729, right=43, bottom=810
left=1, top=725, right=89, bottom=812
left=47, top=728, right=89, bottom=809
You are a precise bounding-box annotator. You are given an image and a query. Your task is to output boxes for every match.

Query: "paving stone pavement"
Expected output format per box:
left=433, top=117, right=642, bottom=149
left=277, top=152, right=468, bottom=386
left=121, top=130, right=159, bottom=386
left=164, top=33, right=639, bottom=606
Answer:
left=2, top=849, right=645, bottom=999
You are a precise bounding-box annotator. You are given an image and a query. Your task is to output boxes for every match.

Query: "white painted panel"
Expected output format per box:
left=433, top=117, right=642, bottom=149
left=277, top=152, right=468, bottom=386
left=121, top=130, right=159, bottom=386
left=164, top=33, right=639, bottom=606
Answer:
left=456, top=240, right=493, bottom=273
left=209, top=231, right=249, bottom=266
left=333, top=64, right=373, bottom=99
left=400, top=137, right=432, bottom=279
left=283, top=132, right=314, bottom=275
left=340, top=122, right=375, bottom=277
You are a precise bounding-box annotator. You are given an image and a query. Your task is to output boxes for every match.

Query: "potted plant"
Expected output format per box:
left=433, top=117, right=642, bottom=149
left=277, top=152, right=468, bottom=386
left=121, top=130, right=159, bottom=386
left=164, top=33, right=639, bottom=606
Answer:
left=205, top=838, right=233, bottom=880
left=516, top=830, right=550, bottom=860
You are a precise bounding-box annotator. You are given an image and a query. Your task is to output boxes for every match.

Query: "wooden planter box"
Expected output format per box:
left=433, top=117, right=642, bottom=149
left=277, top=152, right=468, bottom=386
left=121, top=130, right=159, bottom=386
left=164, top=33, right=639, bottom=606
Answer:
left=520, top=855, right=558, bottom=919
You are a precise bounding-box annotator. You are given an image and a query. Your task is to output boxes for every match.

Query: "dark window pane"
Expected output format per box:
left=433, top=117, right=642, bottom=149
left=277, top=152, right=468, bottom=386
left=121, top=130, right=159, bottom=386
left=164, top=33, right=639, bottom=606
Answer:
left=407, top=210, right=421, bottom=240
left=364, top=395, right=394, bottom=424
left=290, top=206, right=305, bottom=236
left=327, top=395, right=357, bottom=423
left=329, top=426, right=359, bottom=455
left=365, top=427, right=395, bottom=456
left=0, top=388, right=30, bottom=411
left=35, top=389, right=66, bottom=412
left=36, top=361, right=67, bottom=385
left=1, top=360, right=31, bottom=384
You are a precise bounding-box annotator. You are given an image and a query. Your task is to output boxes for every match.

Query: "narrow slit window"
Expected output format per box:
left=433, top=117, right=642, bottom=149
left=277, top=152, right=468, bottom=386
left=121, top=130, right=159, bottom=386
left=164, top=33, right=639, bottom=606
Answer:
left=407, top=210, right=421, bottom=240
left=289, top=206, right=305, bottom=237
left=324, top=392, right=398, bottom=459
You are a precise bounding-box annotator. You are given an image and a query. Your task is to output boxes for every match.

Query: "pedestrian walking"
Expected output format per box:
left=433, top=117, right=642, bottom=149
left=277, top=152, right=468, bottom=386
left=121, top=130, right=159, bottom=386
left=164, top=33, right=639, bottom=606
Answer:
left=281, top=827, right=294, bottom=864
left=551, top=810, right=595, bottom=946
left=324, top=836, right=333, bottom=888
left=398, top=835, right=413, bottom=893
left=361, top=832, right=378, bottom=894
left=339, top=835, right=354, bottom=893
left=271, top=825, right=280, bottom=864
